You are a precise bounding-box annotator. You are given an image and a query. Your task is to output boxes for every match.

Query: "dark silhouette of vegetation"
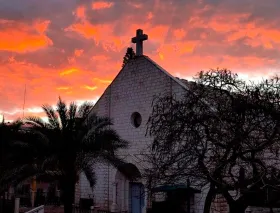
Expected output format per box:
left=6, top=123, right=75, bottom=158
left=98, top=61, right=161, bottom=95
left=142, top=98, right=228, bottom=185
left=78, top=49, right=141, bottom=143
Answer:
left=0, top=118, right=52, bottom=195
left=22, top=97, right=128, bottom=213
left=0, top=98, right=129, bottom=213
left=122, top=47, right=136, bottom=67
left=146, top=69, right=280, bottom=213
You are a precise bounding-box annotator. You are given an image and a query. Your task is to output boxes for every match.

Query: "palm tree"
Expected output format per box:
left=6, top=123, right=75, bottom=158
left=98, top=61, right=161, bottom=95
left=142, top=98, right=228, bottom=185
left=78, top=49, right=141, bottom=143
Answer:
left=24, top=97, right=128, bottom=213
left=0, top=117, right=27, bottom=195
left=0, top=117, right=60, bottom=197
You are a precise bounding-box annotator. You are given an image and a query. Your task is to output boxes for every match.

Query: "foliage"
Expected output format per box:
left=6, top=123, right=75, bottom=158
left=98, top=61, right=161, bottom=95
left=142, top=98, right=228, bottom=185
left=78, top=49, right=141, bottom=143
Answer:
left=0, top=117, right=63, bottom=195
left=0, top=119, right=22, bottom=194
left=146, top=69, right=280, bottom=213
left=122, top=47, right=136, bottom=67
left=20, top=97, right=129, bottom=213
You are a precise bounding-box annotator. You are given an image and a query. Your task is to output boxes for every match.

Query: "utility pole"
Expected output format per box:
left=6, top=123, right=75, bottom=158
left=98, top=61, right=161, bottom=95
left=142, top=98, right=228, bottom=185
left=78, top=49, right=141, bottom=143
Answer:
left=22, top=84, right=26, bottom=118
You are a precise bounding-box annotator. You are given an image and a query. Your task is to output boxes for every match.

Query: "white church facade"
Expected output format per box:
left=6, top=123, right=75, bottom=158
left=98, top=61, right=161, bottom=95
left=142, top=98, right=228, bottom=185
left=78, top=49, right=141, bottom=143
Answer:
left=75, top=29, right=280, bottom=213
left=75, top=29, right=211, bottom=213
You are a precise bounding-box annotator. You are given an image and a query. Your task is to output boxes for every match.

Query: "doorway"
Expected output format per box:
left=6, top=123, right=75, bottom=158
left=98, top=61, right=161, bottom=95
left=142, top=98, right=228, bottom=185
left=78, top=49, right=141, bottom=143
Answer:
left=129, top=182, right=144, bottom=213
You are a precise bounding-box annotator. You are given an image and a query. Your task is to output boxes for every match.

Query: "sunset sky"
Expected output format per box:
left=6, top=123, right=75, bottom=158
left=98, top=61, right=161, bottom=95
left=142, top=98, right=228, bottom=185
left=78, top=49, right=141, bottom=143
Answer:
left=1, top=0, right=280, bottom=121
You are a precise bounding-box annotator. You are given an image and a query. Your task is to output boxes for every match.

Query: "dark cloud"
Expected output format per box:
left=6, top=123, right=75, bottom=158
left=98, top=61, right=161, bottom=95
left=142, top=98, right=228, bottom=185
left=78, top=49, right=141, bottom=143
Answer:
left=0, top=0, right=92, bottom=69
left=0, top=0, right=76, bottom=23
left=14, top=48, right=69, bottom=69
left=86, top=1, right=146, bottom=25
left=192, top=36, right=280, bottom=60
left=5, top=29, right=97, bottom=69
left=228, top=38, right=280, bottom=59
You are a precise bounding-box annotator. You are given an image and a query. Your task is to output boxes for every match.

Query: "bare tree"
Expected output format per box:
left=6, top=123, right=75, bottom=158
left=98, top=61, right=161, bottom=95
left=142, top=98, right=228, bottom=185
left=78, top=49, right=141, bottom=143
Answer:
left=146, top=69, right=280, bottom=213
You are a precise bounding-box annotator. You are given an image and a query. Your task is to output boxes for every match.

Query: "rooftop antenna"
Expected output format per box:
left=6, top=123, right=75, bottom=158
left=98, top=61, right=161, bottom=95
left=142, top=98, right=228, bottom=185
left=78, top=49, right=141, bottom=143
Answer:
left=22, top=84, right=26, bottom=118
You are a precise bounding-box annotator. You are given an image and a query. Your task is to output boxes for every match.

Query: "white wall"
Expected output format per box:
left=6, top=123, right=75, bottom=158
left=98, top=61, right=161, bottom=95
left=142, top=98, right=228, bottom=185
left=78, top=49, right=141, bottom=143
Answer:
left=25, top=205, right=44, bottom=213
left=79, top=56, right=195, bottom=211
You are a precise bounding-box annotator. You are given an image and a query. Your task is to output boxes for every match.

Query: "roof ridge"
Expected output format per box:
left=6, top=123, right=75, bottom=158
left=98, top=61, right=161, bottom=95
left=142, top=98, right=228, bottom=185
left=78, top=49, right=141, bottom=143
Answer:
left=142, top=55, right=190, bottom=90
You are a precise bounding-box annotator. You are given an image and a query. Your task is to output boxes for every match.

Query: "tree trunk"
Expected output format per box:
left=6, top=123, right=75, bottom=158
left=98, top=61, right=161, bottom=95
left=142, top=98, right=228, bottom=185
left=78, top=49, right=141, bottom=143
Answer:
left=31, top=176, right=37, bottom=207
left=203, top=183, right=216, bottom=213
left=62, top=175, right=76, bottom=213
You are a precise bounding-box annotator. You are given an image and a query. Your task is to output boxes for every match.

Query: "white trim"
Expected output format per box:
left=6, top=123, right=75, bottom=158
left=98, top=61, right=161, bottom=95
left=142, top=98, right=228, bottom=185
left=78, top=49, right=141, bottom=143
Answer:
left=25, top=205, right=44, bottom=213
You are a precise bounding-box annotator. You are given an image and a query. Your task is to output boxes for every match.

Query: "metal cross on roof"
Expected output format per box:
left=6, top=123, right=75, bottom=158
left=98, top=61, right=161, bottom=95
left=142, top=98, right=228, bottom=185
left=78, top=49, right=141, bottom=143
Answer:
left=131, top=29, right=148, bottom=56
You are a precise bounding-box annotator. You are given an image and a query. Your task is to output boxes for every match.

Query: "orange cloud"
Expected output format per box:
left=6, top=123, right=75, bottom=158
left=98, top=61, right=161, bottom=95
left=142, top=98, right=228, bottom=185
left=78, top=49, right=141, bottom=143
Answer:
left=128, top=2, right=143, bottom=8
left=2, top=0, right=280, bottom=122
left=127, top=24, right=168, bottom=42
left=0, top=53, right=106, bottom=121
left=173, top=29, right=186, bottom=40
left=68, top=57, right=76, bottom=64
left=66, top=21, right=127, bottom=51
left=74, top=49, right=84, bottom=57
left=60, top=68, right=78, bottom=76
left=92, top=1, right=114, bottom=10
left=82, top=85, right=98, bottom=91
left=57, top=87, right=71, bottom=90
left=75, top=6, right=86, bottom=19
left=92, top=78, right=112, bottom=84
left=158, top=52, right=164, bottom=60
left=147, top=12, right=153, bottom=20
left=0, top=19, right=52, bottom=52
left=92, top=55, right=109, bottom=61
left=157, top=41, right=196, bottom=59
left=66, top=22, right=100, bottom=40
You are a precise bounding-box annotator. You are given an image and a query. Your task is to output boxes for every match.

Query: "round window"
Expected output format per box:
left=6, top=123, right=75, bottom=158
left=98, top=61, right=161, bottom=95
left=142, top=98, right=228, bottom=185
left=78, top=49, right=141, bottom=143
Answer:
left=131, top=112, right=142, bottom=128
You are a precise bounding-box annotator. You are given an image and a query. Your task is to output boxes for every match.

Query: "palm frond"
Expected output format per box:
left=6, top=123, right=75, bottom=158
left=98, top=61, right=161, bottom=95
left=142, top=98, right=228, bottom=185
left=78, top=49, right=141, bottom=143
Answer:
left=0, top=163, right=62, bottom=189
left=9, top=140, right=30, bottom=149
left=95, top=129, right=129, bottom=150
left=35, top=170, right=63, bottom=183
left=87, top=115, right=112, bottom=129
left=42, top=104, right=60, bottom=129
left=0, top=164, right=38, bottom=193
left=82, top=164, right=96, bottom=188
left=11, top=119, right=23, bottom=127
left=98, top=153, right=126, bottom=169
left=16, top=128, right=50, bottom=149
left=24, top=116, right=46, bottom=128
left=41, top=155, right=59, bottom=170
left=76, top=152, right=98, bottom=172
left=68, top=102, right=78, bottom=129
left=0, top=98, right=130, bottom=197
left=78, top=102, right=94, bottom=119
left=81, top=125, right=128, bottom=157
left=56, top=97, right=68, bottom=130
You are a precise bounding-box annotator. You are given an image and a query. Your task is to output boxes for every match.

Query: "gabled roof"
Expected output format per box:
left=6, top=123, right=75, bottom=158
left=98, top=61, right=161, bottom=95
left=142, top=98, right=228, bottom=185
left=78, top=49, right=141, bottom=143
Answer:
left=142, top=56, right=191, bottom=90
left=91, top=55, right=193, bottom=111
left=142, top=56, right=215, bottom=111
left=90, top=55, right=215, bottom=116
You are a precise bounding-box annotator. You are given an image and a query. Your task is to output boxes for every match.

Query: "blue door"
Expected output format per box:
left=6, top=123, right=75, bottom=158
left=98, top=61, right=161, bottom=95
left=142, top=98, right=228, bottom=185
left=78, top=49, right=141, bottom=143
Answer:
left=130, top=183, right=144, bottom=213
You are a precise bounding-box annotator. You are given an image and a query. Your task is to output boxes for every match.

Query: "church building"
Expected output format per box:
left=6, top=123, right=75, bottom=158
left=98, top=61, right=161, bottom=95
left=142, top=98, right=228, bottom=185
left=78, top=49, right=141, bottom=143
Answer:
left=77, top=29, right=212, bottom=213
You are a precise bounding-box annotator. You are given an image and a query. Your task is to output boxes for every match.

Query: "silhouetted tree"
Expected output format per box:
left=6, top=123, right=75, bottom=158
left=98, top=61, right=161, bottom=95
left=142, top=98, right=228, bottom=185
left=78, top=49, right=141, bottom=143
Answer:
left=23, top=97, right=129, bottom=213
left=0, top=118, right=56, bottom=196
left=0, top=118, right=24, bottom=194
left=122, top=47, right=136, bottom=67
left=146, top=69, right=280, bottom=213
